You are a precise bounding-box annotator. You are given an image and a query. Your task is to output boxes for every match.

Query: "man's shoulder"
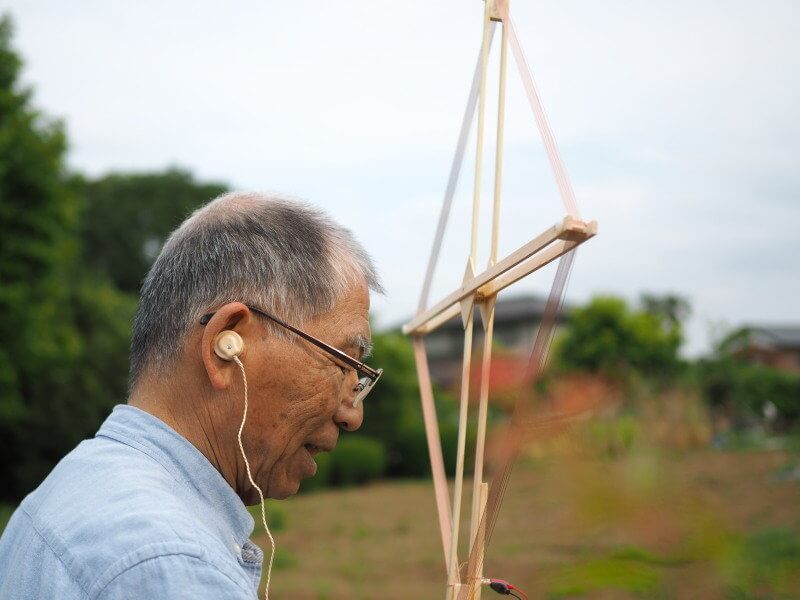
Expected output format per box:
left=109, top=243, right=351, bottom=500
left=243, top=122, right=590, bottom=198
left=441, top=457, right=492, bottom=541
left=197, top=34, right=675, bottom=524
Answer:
left=24, top=432, right=195, bottom=536
left=18, top=435, right=232, bottom=595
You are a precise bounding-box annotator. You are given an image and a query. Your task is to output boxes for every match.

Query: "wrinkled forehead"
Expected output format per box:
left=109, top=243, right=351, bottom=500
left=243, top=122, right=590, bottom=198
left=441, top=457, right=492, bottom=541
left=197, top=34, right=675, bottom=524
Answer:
left=309, top=281, right=372, bottom=348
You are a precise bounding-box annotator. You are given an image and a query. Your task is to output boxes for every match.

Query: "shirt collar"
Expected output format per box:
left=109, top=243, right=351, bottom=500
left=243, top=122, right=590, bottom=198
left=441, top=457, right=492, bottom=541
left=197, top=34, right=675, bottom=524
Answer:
left=96, top=404, right=255, bottom=547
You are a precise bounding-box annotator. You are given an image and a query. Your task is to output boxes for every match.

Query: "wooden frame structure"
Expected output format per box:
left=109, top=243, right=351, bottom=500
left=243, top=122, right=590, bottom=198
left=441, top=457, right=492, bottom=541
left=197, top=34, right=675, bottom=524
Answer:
left=402, top=1, right=597, bottom=598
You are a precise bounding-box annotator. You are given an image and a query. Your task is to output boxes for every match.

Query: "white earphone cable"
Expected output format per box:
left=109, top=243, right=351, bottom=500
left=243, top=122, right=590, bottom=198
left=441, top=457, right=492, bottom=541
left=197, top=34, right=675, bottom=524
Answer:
left=233, top=356, right=275, bottom=600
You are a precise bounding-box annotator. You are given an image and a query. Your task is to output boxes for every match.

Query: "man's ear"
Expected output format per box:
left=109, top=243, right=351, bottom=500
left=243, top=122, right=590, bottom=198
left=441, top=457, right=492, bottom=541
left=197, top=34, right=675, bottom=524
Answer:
left=200, top=302, right=251, bottom=390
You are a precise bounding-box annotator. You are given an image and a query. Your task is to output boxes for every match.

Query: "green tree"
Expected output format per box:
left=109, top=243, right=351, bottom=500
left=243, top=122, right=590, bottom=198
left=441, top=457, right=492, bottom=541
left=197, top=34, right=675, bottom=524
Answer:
left=555, top=295, right=684, bottom=379
left=0, top=16, right=138, bottom=500
left=356, top=329, right=465, bottom=478
left=0, top=13, right=85, bottom=498
left=79, top=169, right=227, bottom=293
left=640, top=293, right=690, bottom=330
left=357, top=330, right=426, bottom=476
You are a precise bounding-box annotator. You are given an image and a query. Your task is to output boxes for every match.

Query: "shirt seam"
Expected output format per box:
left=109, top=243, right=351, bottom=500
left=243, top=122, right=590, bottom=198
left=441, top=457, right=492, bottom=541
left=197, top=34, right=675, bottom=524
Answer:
left=96, top=428, right=185, bottom=488
left=18, top=505, right=91, bottom=600
left=91, top=545, right=255, bottom=600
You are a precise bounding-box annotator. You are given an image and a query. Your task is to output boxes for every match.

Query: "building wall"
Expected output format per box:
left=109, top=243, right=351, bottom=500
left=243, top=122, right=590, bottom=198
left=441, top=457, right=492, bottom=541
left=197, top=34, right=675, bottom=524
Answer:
left=734, top=347, right=800, bottom=374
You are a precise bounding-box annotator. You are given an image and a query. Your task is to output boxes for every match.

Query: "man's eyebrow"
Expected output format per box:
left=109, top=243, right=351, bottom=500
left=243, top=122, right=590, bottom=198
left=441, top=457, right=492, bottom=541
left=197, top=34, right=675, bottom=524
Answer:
left=345, top=334, right=373, bottom=360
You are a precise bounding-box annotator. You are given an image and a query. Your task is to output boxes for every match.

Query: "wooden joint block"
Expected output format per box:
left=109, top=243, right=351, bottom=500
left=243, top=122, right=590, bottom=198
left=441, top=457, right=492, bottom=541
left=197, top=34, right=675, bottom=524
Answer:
left=558, top=216, right=598, bottom=241
left=460, top=259, right=477, bottom=328
left=486, top=0, right=504, bottom=22
left=478, top=295, right=496, bottom=331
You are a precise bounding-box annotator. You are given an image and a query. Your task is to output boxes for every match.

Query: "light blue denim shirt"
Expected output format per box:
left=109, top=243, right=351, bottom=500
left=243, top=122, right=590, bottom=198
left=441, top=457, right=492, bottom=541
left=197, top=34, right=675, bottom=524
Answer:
left=0, top=405, right=263, bottom=599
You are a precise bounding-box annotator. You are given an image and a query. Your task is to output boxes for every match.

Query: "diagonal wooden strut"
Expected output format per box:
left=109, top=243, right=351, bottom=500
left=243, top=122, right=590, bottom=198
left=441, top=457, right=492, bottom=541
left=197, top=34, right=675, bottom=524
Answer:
left=412, top=338, right=453, bottom=567
left=403, top=216, right=596, bottom=336
left=417, top=24, right=497, bottom=315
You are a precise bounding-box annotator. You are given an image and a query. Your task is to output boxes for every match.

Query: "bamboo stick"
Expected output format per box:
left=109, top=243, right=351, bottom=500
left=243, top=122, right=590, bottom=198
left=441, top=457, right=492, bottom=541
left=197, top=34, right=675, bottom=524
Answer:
left=448, top=3, right=492, bottom=595
left=413, top=337, right=453, bottom=569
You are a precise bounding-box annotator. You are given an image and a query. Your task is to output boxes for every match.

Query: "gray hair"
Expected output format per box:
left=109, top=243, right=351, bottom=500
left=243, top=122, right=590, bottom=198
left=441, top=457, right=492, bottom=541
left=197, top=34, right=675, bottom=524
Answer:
left=129, top=192, right=383, bottom=388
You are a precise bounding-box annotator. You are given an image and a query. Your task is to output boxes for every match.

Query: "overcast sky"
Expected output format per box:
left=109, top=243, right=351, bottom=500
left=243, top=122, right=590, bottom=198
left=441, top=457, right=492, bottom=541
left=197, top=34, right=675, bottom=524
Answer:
left=6, top=0, right=799, bottom=355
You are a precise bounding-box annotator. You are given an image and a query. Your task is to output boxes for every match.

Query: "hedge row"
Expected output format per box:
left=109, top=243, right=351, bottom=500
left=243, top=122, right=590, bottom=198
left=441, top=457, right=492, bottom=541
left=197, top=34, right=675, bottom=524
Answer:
left=300, top=423, right=478, bottom=492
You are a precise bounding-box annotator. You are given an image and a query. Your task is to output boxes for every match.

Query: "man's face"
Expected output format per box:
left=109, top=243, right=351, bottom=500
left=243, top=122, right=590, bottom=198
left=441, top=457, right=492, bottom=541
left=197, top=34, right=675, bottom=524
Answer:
left=241, top=282, right=371, bottom=501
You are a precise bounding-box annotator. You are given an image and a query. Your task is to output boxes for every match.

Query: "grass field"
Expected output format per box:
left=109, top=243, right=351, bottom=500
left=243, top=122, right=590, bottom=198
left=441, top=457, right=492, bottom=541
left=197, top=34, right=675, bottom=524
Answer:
left=1, top=447, right=797, bottom=599
left=261, top=448, right=800, bottom=599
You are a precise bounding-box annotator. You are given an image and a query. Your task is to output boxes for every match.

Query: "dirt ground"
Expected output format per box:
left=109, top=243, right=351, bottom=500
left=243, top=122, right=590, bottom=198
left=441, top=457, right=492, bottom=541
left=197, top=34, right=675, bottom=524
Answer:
left=261, top=449, right=800, bottom=600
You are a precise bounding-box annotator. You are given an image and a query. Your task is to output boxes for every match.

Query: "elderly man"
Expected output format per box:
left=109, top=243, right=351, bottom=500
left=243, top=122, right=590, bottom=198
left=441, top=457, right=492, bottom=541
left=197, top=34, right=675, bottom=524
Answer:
left=0, top=193, right=383, bottom=599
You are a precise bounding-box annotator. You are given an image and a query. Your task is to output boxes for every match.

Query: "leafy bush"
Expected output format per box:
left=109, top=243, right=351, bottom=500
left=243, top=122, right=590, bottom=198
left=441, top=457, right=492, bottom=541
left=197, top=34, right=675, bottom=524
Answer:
left=357, top=331, right=427, bottom=476
left=733, top=365, right=800, bottom=423
left=439, top=420, right=477, bottom=473
left=300, top=451, right=333, bottom=493
left=391, top=423, right=431, bottom=477
left=329, top=436, right=387, bottom=486
left=695, top=359, right=800, bottom=426
left=555, top=295, right=684, bottom=380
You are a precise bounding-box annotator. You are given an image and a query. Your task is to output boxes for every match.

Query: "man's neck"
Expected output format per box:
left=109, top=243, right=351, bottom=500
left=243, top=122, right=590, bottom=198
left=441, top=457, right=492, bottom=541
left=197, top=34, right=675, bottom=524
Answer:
left=128, top=373, right=240, bottom=496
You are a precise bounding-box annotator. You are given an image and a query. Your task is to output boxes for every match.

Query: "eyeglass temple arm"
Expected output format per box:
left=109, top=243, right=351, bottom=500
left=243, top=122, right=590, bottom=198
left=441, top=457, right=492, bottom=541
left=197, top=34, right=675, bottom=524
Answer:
left=254, top=308, right=380, bottom=378
left=199, top=307, right=381, bottom=381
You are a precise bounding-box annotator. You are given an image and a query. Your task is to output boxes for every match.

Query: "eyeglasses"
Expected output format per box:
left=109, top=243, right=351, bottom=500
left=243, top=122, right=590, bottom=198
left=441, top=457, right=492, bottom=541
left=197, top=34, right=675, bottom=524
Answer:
left=199, top=305, right=383, bottom=407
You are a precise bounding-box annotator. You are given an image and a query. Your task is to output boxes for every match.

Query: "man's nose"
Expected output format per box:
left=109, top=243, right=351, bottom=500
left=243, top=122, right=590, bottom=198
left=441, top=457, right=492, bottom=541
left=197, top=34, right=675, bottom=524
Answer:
left=334, top=377, right=364, bottom=432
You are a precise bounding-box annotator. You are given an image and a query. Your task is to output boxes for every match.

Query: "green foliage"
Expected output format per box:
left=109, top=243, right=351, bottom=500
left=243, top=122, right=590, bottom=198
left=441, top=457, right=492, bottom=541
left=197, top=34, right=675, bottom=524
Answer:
left=640, top=293, right=690, bottom=330
left=357, top=331, right=425, bottom=475
left=555, top=295, right=684, bottom=379
left=0, top=503, right=14, bottom=535
left=548, top=552, right=662, bottom=598
left=0, top=18, right=229, bottom=500
left=584, top=415, right=640, bottom=458
left=696, top=358, right=800, bottom=425
left=300, top=451, right=333, bottom=493
left=329, top=435, right=387, bottom=486
left=249, top=502, right=287, bottom=533
left=439, top=419, right=477, bottom=474
left=0, top=12, right=78, bottom=423
left=0, top=14, right=131, bottom=499
left=734, top=366, right=800, bottom=423
left=723, top=528, right=800, bottom=598
left=78, top=169, right=227, bottom=293
left=272, top=547, right=297, bottom=570
left=391, top=422, right=432, bottom=477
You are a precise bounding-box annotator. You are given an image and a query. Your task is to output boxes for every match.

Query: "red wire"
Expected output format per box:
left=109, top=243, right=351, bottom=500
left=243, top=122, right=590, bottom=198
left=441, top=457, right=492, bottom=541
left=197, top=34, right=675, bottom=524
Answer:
left=508, top=585, right=529, bottom=600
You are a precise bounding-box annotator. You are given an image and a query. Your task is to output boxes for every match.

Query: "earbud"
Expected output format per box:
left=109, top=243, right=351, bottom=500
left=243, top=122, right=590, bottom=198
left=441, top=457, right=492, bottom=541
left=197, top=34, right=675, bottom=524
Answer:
left=213, top=330, right=244, bottom=361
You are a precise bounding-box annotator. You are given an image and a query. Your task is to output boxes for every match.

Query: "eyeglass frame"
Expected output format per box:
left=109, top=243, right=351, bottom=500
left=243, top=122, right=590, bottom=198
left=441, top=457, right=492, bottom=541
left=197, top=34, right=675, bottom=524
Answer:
left=199, top=304, right=382, bottom=406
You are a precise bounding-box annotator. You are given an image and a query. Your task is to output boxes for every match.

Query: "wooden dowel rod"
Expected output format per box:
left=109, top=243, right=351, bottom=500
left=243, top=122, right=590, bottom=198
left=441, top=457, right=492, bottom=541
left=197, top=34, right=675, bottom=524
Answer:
left=466, top=482, right=490, bottom=600
left=413, top=303, right=462, bottom=336
left=417, top=24, right=497, bottom=314
left=468, top=13, right=507, bottom=547
left=451, top=7, right=491, bottom=590
left=478, top=238, right=581, bottom=297
left=469, top=298, right=495, bottom=549
left=447, top=316, right=476, bottom=589
left=490, top=6, right=508, bottom=265
left=413, top=337, right=453, bottom=569
left=470, top=0, right=492, bottom=265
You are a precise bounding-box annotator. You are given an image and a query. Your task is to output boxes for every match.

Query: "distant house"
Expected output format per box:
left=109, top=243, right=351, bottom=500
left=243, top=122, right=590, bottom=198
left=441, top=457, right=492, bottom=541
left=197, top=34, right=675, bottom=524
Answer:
left=402, top=294, right=572, bottom=389
left=725, top=326, right=800, bottom=374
